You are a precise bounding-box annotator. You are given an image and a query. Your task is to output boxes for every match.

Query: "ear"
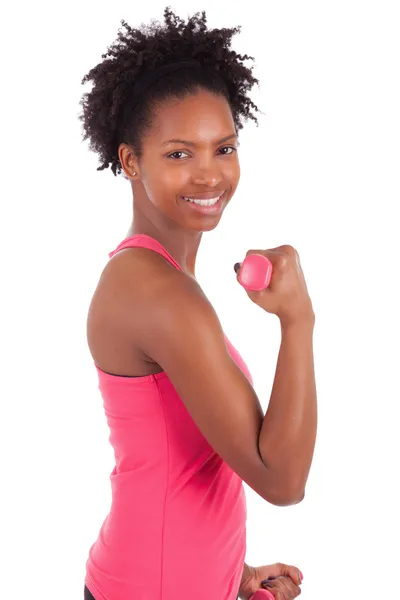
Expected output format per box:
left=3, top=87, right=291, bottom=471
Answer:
left=118, top=143, right=139, bottom=180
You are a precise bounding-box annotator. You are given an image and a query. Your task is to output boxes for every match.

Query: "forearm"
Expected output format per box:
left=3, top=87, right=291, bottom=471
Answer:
left=259, top=318, right=317, bottom=504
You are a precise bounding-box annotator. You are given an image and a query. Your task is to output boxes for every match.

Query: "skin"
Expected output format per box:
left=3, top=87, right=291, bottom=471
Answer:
left=118, top=88, right=241, bottom=277
left=101, top=88, right=305, bottom=598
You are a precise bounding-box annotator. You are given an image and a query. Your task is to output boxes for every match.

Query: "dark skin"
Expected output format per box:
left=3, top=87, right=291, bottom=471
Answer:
left=113, top=90, right=300, bottom=600
left=119, top=89, right=240, bottom=278
left=93, top=88, right=304, bottom=599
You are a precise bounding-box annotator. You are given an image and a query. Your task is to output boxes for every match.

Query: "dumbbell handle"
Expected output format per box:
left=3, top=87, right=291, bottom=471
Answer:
left=237, top=254, right=273, bottom=291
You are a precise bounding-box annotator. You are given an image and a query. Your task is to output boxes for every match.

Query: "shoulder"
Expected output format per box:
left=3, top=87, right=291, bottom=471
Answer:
left=106, top=245, right=178, bottom=279
left=96, top=245, right=208, bottom=335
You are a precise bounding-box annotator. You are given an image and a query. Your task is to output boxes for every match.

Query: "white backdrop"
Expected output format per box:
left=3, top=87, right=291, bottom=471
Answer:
left=1, top=1, right=399, bottom=599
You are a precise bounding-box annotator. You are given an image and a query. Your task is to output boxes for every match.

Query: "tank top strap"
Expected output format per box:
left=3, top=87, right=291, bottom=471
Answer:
left=108, top=233, right=184, bottom=272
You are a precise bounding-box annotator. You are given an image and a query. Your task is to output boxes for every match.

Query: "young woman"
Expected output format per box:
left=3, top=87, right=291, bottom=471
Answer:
left=79, top=7, right=316, bottom=600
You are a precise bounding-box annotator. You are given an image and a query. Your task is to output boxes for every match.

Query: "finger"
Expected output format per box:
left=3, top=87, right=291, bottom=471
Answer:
left=275, top=245, right=299, bottom=258
left=263, top=587, right=300, bottom=600
left=263, top=576, right=301, bottom=599
left=277, top=563, right=303, bottom=585
left=277, top=577, right=302, bottom=598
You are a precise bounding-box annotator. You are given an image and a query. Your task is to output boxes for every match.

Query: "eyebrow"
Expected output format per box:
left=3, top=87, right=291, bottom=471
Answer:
left=161, top=133, right=238, bottom=147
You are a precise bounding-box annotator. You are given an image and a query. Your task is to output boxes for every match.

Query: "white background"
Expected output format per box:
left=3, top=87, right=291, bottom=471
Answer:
left=1, top=1, right=399, bottom=599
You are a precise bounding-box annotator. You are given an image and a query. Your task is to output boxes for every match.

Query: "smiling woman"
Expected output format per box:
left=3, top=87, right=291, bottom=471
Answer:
left=76, top=7, right=306, bottom=600
left=118, top=88, right=242, bottom=233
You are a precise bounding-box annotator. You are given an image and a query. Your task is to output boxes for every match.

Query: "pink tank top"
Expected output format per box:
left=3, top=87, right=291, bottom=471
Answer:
left=84, top=234, right=254, bottom=600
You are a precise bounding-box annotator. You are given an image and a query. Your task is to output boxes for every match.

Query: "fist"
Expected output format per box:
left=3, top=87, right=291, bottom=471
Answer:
left=236, top=245, right=314, bottom=326
left=261, top=574, right=302, bottom=599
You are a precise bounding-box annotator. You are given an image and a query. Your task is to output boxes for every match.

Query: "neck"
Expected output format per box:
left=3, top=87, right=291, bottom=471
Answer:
left=126, top=220, right=202, bottom=279
left=125, top=183, right=204, bottom=278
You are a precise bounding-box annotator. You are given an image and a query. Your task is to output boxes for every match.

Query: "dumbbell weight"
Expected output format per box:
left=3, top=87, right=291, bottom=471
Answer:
left=235, top=254, right=273, bottom=291
left=249, top=589, right=275, bottom=599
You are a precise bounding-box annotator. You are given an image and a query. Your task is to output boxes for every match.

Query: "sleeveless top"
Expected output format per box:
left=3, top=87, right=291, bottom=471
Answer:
left=84, top=234, right=254, bottom=600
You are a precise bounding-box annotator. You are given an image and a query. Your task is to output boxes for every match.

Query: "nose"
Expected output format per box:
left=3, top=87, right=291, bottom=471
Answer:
left=192, top=156, right=223, bottom=188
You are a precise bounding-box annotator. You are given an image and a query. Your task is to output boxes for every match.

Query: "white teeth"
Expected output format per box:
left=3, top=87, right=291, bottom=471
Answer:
left=184, top=194, right=222, bottom=206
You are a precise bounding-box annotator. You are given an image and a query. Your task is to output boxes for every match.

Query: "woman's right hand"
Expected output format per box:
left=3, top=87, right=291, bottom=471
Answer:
left=235, top=245, right=315, bottom=326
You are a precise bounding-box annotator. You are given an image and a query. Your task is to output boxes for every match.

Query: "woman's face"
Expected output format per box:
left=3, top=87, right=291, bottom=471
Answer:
left=122, top=89, right=240, bottom=233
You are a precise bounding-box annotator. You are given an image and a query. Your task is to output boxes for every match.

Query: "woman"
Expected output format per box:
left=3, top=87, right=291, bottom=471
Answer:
left=79, top=7, right=317, bottom=600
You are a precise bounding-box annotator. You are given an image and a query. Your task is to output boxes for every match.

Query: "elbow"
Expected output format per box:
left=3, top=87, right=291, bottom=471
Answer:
left=263, top=487, right=306, bottom=507
left=259, top=462, right=307, bottom=506
left=278, top=489, right=305, bottom=506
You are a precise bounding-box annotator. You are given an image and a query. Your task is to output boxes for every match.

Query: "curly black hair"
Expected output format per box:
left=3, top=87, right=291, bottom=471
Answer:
left=78, top=6, right=261, bottom=177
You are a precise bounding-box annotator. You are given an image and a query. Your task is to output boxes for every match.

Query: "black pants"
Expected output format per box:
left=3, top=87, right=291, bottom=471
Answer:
left=84, top=586, right=96, bottom=600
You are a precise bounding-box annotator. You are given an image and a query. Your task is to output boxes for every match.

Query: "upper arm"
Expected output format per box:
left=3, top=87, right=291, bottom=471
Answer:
left=110, top=252, right=275, bottom=503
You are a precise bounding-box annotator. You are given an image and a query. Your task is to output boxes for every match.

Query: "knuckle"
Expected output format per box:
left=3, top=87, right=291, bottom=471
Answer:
left=277, top=253, right=290, bottom=267
left=278, top=245, right=300, bottom=267
left=246, top=249, right=263, bottom=257
left=283, top=244, right=298, bottom=256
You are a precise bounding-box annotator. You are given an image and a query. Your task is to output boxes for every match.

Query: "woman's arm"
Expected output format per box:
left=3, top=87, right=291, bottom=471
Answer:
left=258, top=318, right=317, bottom=504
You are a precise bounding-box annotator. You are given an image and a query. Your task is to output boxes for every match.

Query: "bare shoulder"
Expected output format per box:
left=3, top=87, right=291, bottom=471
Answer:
left=100, top=245, right=200, bottom=321
left=101, top=248, right=277, bottom=503
left=99, top=245, right=206, bottom=356
left=86, top=246, right=180, bottom=375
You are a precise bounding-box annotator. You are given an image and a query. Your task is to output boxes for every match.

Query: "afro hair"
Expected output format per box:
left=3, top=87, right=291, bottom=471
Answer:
left=78, top=6, right=261, bottom=176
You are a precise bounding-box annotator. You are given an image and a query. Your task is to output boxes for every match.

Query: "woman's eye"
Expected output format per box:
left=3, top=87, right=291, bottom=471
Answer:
left=167, top=146, right=237, bottom=160
left=168, top=151, right=188, bottom=160
left=219, top=146, right=236, bottom=155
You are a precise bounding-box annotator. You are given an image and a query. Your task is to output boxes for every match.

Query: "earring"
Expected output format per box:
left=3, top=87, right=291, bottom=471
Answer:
left=133, top=172, right=137, bottom=176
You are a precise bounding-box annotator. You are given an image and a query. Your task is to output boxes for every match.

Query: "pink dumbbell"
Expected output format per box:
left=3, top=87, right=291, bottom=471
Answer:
left=234, top=254, right=273, bottom=291
left=249, top=589, right=275, bottom=600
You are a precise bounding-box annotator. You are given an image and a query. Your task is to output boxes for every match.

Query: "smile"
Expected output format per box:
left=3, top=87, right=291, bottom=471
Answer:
left=180, top=191, right=226, bottom=215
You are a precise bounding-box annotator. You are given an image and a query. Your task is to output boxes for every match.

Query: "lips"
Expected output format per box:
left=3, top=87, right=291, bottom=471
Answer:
left=180, top=190, right=226, bottom=200
left=180, top=191, right=226, bottom=215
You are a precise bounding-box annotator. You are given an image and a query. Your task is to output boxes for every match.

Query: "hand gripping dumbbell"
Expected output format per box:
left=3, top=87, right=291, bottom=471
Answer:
left=234, top=254, right=273, bottom=291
